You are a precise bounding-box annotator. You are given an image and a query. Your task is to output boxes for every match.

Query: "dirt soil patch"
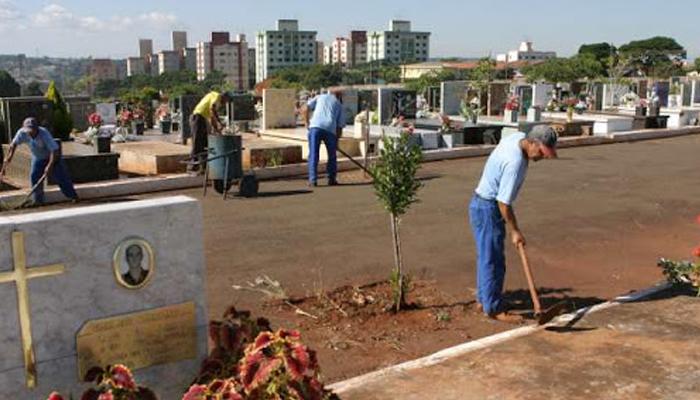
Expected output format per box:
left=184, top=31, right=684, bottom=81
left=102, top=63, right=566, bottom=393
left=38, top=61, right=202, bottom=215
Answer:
left=259, top=279, right=600, bottom=383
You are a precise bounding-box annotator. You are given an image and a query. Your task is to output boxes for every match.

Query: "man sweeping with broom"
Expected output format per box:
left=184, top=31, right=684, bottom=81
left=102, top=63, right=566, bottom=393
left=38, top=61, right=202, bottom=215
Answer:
left=0, top=117, right=78, bottom=205
left=469, top=125, right=558, bottom=322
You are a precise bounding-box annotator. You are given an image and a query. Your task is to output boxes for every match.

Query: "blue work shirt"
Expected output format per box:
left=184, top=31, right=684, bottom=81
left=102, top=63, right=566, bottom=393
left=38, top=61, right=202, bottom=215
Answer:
left=12, top=127, right=59, bottom=160
left=307, top=94, right=346, bottom=135
left=474, top=132, right=528, bottom=205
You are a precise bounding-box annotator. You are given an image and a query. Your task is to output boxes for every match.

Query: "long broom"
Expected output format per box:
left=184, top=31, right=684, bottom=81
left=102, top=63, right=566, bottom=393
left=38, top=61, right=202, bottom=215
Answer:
left=0, top=175, right=47, bottom=211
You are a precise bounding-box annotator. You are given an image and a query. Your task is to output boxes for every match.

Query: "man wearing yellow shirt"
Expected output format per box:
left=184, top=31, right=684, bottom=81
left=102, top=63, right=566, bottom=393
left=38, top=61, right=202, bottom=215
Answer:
left=189, top=91, right=233, bottom=172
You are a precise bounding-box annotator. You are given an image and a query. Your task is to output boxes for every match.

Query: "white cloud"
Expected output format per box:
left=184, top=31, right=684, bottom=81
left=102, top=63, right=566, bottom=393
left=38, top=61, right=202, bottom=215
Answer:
left=31, top=3, right=178, bottom=33
left=0, top=0, right=21, bottom=28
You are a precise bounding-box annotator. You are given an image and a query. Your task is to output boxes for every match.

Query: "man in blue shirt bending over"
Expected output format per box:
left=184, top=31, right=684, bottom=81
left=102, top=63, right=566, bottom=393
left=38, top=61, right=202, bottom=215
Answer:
left=469, top=124, right=558, bottom=322
left=305, top=91, right=346, bottom=187
left=0, top=117, right=78, bottom=204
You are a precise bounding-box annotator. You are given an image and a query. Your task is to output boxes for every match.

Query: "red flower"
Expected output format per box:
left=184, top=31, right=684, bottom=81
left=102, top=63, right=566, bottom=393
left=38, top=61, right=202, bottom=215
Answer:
left=47, top=392, right=64, bottom=400
left=109, top=364, right=136, bottom=390
left=696, top=215, right=700, bottom=225
left=182, top=384, right=207, bottom=400
left=97, top=391, right=114, bottom=400
left=693, top=246, right=700, bottom=258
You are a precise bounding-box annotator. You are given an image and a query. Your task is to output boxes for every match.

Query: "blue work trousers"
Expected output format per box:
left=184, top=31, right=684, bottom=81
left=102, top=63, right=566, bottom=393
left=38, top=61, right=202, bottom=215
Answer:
left=31, top=157, right=77, bottom=204
left=469, top=195, right=507, bottom=315
left=307, top=127, right=337, bottom=184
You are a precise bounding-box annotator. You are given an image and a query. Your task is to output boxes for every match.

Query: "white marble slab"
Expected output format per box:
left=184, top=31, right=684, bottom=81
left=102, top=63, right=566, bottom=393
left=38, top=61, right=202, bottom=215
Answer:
left=0, top=196, right=207, bottom=399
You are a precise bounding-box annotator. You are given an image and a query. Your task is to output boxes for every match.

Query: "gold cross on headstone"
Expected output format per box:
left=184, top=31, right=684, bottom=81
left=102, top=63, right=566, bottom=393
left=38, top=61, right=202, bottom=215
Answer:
left=0, top=231, right=65, bottom=389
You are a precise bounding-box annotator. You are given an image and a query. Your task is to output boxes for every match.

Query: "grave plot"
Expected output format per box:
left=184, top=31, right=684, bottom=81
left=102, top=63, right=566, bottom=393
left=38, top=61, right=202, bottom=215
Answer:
left=0, top=196, right=207, bottom=399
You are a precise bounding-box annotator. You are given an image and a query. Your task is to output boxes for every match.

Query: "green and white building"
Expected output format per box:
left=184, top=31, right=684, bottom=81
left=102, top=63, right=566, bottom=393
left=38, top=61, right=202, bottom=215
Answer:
left=367, top=20, right=431, bottom=64
left=255, top=19, right=318, bottom=83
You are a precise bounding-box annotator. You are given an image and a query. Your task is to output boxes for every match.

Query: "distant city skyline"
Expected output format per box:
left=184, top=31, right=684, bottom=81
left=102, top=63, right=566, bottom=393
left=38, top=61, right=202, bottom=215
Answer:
left=1, top=0, right=698, bottom=60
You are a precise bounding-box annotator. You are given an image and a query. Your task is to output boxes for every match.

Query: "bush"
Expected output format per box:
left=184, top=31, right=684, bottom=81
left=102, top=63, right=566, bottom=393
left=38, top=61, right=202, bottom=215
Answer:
left=45, top=81, right=73, bottom=139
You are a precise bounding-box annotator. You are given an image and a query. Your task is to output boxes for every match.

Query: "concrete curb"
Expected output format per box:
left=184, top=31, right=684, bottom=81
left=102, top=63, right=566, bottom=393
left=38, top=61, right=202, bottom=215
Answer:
left=328, top=282, right=672, bottom=394
left=1, top=126, right=698, bottom=206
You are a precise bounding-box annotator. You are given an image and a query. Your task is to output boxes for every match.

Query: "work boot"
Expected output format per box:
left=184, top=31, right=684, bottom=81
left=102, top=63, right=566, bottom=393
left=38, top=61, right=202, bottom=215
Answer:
left=327, top=179, right=338, bottom=186
left=308, top=181, right=317, bottom=188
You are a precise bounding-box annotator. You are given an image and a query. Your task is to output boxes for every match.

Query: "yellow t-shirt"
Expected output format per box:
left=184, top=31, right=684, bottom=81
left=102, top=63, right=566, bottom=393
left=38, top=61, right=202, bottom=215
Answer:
left=193, top=91, right=221, bottom=119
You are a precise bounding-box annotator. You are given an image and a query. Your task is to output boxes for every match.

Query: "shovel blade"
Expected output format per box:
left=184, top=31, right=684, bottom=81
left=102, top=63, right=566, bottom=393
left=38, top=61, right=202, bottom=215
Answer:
left=537, top=301, right=568, bottom=325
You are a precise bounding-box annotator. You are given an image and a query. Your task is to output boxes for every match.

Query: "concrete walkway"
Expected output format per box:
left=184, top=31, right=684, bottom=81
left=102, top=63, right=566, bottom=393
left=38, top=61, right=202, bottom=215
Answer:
left=335, top=286, right=700, bottom=400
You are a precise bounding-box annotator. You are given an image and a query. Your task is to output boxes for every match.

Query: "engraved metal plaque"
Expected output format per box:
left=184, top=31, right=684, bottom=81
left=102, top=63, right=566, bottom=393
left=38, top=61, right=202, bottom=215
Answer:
left=76, top=302, right=197, bottom=379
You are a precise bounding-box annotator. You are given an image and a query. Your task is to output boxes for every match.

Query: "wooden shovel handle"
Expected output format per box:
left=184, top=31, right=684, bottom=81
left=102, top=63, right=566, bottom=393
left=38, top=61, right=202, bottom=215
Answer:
left=517, top=243, right=542, bottom=315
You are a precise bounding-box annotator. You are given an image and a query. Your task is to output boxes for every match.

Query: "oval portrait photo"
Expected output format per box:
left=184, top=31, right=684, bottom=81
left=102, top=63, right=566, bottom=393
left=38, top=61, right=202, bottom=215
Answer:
left=113, top=237, right=155, bottom=289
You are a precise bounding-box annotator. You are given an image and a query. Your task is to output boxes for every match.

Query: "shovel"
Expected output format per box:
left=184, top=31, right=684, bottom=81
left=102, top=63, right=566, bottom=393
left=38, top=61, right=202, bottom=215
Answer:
left=516, top=243, right=567, bottom=325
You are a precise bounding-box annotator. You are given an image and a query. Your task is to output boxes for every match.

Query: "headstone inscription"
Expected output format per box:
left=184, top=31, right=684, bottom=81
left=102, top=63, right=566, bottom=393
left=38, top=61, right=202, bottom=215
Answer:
left=0, top=196, right=207, bottom=399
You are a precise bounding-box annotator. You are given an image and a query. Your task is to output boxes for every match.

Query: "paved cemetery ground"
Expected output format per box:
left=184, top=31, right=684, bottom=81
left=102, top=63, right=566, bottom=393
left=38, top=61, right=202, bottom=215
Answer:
left=14, top=133, right=700, bottom=384
left=337, top=286, right=700, bottom=400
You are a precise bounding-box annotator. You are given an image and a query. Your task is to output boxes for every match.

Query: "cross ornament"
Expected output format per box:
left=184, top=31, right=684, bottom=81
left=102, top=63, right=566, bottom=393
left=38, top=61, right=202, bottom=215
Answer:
left=0, top=231, right=65, bottom=388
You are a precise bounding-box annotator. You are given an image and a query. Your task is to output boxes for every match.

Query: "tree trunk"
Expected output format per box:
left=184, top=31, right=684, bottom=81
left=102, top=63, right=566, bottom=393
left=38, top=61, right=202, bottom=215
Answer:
left=390, top=213, right=404, bottom=312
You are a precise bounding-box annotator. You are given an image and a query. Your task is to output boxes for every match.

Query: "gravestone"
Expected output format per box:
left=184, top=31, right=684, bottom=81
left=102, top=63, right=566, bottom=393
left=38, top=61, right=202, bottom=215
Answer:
left=487, top=83, right=510, bottom=117
left=340, top=90, right=359, bottom=126
left=440, top=81, right=468, bottom=115
left=0, top=196, right=207, bottom=399
left=378, top=89, right=417, bottom=124
left=532, top=84, right=554, bottom=109
left=0, top=97, right=54, bottom=144
left=176, top=95, right=202, bottom=139
left=66, top=97, right=95, bottom=133
left=262, top=89, right=296, bottom=131
left=229, top=94, right=257, bottom=121
left=357, top=90, right=378, bottom=114
left=654, top=82, right=670, bottom=108
left=96, top=103, right=117, bottom=125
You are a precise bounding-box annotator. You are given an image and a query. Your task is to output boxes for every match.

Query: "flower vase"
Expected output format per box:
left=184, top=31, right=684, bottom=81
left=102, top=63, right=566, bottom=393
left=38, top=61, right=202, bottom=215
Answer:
left=566, top=107, right=574, bottom=123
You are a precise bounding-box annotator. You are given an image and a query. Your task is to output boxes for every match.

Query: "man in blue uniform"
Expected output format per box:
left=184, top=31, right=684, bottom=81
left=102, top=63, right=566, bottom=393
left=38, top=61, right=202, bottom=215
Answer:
left=469, top=124, right=558, bottom=322
left=0, top=117, right=78, bottom=204
left=305, top=91, right=346, bottom=187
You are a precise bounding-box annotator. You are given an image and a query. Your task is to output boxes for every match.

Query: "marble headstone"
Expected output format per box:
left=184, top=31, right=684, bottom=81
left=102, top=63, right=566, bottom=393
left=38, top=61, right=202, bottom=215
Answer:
left=0, top=196, right=207, bottom=399
left=440, top=81, right=468, bottom=116
left=262, top=89, right=296, bottom=131
left=96, top=103, right=117, bottom=125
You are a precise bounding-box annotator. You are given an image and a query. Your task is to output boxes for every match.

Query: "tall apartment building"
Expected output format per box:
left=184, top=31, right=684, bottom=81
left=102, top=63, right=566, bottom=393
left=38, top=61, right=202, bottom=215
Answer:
left=367, top=20, right=430, bottom=63
left=248, top=48, right=257, bottom=89
left=158, top=50, right=181, bottom=74
left=328, top=37, right=351, bottom=66
left=139, top=39, right=153, bottom=59
left=172, top=31, right=188, bottom=52
left=349, top=31, right=368, bottom=66
left=90, top=59, right=117, bottom=82
left=255, top=19, right=317, bottom=83
left=183, top=48, right=197, bottom=72
left=316, top=41, right=325, bottom=64
left=196, top=32, right=250, bottom=90
left=127, top=57, right=146, bottom=76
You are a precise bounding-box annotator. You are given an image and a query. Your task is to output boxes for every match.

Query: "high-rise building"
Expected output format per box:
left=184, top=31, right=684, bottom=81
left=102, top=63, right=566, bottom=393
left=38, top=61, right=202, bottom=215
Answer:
left=196, top=32, right=250, bottom=90
left=158, top=50, right=181, bottom=74
left=183, top=48, right=197, bottom=72
left=127, top=57, right=146, bottom=76
left=367, top=20, right=430, bottom=63
left=328, top=37, right=351, bottom=66
left=323, top=45, right=332, bottom=65
left=255, top=19, right=318, bottom=83
left=139, top=39, right=153, bottom=59
left=89, top=59, right=117, bottom=94
left=316, top=41, right=325, bottom=65
left=349, top=31, right=368, bottom=66
left=248, top=48, right=257, bottom=89
left=90, top=59, right=117, bottom=82
left=172, top=31, right=188, bottom=52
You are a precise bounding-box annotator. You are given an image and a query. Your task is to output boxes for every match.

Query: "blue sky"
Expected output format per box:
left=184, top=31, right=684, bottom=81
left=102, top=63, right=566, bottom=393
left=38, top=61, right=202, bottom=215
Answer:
left=0, top=0, right=698, bottom=60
